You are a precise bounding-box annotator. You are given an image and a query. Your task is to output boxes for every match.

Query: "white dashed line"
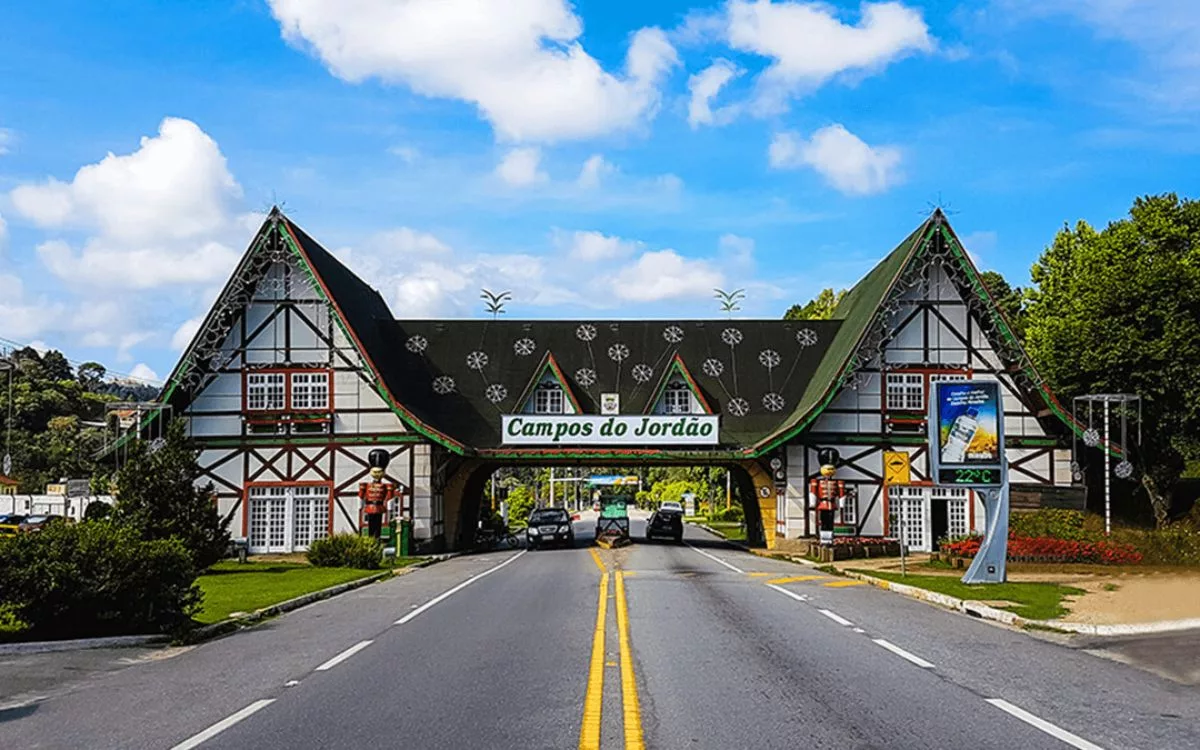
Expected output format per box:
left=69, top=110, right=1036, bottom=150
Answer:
left=686, top=543, right=745, bottom=574
left=394, top=550, right=527, bottom=625
left=852, top=628, right=866, bottom=633
left=315, top=639, right=373, bottom=671
left=766, top=584, right=808, bottom=602
left=872, top=638, right=935, bottom=668
left=170, top=699, right=274, bottom=750
left=819, top=609, right=854, bottom=627
left=986, top=699, right=1106, bottom=750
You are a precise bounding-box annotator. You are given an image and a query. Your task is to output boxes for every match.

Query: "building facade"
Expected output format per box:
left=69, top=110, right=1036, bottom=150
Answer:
left=151, top=209, right=1087, bottom=554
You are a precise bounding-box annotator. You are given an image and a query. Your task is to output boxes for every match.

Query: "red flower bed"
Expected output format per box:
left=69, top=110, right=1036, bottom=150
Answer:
left=941, top=534, right=1141, bottom=564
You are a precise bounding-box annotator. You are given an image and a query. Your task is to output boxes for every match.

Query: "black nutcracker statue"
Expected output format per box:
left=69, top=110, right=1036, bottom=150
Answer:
left=358, top=449, right=395, bottom=540
left=808, top=448, right=845, bottom=546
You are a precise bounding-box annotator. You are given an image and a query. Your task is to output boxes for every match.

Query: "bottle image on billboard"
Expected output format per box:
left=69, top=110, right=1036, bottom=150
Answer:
left=942, top=406, right=979, bottom=464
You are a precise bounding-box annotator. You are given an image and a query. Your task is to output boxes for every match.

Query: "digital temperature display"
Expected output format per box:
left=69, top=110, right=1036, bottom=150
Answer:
left=937, top=468, right=1000, bottom=486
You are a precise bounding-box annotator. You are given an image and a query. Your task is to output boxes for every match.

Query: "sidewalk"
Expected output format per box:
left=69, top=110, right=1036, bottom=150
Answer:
left=827, top=554, right=1200, bottom=632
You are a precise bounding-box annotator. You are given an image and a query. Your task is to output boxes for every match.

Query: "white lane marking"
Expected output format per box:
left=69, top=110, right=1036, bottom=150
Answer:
left=986, top=699, right=1106, bottom=750
left=819, top=609, right=854, bottom=627
left=872, top=638, right=935, bottom=669
left=852, top=628, right=866, bottom=633
left=686, top=543, right=745, bottom=574
left=315, top=639, right=373, bottom=671
left=766, top=584, right=808, bottom=602
left=394, top=550, right=527, bottom=625
left=284, top=680, right=300, bottom=687
left=170, top=699, right=274, bottom=750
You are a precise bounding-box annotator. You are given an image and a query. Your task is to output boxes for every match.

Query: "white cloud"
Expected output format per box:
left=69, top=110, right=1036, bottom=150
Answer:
left=577, top=154, right=616, bottom=189
left=557, top=230, right=638, bottom=262
left=27, top=340, right=49, bottom=355
left=612, top=249, right=724, bottom=302
left=129, top=363, right=160, bottom=382
left=727, top=0, right=934, bottom=110
left=718, top=233, right=755, bottom=266
left=495, top=147, right=548, bottom=187
left=267, top=0, right=679, bottom=142
left=769, top=125, right=903, bottom=195
left=388, top=145, right=419, bottom=162
left=0, top=128, right=12, bottom=156
left=688, top=59, right=741, bottom=128
left=171, top=316, right=203, bottom=351
left=371, top=227, right=452, bottom=255
left=0, top=274, right=65, bottom=340
left=0, top=212, right=7, bottom=249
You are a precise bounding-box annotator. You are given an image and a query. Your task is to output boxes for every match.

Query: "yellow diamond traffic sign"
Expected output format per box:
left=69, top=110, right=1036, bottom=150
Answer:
left=884, top=451, right=911, bottom=485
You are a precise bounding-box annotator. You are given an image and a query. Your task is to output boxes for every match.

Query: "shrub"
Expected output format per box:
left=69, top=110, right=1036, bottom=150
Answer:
left=709, top=506, right=744, bottom=523
left=1009, top=509, right=1092, bottom=541
left=1118, top=524, right=1200, bottom=566
left=941, top=533, right=1142, bottom=564
left=0, top=521, right=200, bottom=638
left=307, top=533, right=383, bottom=569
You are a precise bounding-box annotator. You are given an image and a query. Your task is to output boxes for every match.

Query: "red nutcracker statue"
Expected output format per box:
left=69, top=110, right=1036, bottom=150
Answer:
left=358, top=449, right=395, bottom=540
left=808, top=448, right=845, bottom=546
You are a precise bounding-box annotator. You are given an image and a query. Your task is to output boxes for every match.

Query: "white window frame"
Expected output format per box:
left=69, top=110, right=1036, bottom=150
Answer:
left=662, top=381, right=693, bottom=415
left=290, top=372, right=330, bottom=411
left=934, top=486, right=972, bottom=539
left=886, top=373, right=924, bottom=412
left=534, top=382, right=565, bottom=414
left=840, top=486, right=857, bottom=525
left=247, top=485, right=330, bottom=553
left=888, top=486, right=930, bottom=551
left=247, top=373, right=285, bottom=411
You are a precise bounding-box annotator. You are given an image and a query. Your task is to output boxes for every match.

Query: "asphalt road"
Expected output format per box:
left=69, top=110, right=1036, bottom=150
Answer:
left=2, top=516, right=1199, bottom=750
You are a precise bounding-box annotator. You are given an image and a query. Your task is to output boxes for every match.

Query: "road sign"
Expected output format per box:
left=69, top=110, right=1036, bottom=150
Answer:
left=67, top=479, right=90, bottom=497
left=883, top=451, right=910, bottom=485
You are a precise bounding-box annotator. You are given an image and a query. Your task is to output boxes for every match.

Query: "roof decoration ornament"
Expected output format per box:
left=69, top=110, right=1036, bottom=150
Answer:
left=720, top=328, right=743, bottom=346
left=702, top=358, right=724, bottom=378
left=727, top=397, right=750, bottom=417
left=758, top=350, right=780, bottom=369
left=608, top=343, right=629, bottom=362
left=663, top=325, right=684, bottom=344
left=406, top=335, right=429, bottom=354
left=796, top=328, right=818, bottom=347
left=763, top=393, right=786, bottom=412
left=485, top=383, right=508, bottom=404
left=513, top=338, right=537, bottom=356
left=432, top=376, right=456, bottom=395
left=632, top=363, right=653, bottom=384
left=714, top=288, right=745, bottom=317
left=480, top=289, right=512, bottom=319
left=576, top=324, right=597, bottom=342
left=466, top=351, right=489, bottom=370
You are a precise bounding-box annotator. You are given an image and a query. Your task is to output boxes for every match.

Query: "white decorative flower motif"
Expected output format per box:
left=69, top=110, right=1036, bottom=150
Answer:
left=762, top=393, right=785, bottom=412
left=405, top=335, right=428, bottom=354
left=485, top=384, right=508, bottom=404
left=513, top=338, right=537, bottom=356
left=758, top=349, right=781, bottom=369
left=1114, top=460, right=1134, bottom=479
left=576, top=324, right=597, bottom=342
left=663, top=325, right=684, bottom=344
left=702, top=358, right=724, bottom=378
left=432, top=376, right=456, bottom=395
left=148, top=437, right=167, bottom=454
left=1082, top=428, right=1101, bottom=448
left=631, top=364, right=653, bottom=383
left=608, top=343, right=629, bottom=362
left=721, top=328, right=743, bottom=346
left=727, top=397, right=750, bottom=417
left=796, top=328, right=819, bottom=347
left=466, top=351, right=489, bottom=370
left=575, top=368, right=597, bottom=387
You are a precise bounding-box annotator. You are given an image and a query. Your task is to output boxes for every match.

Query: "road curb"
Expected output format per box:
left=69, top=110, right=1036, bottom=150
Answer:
left=841, top=569, right=1200, bottom=637
left=687, top=521, right=751, bottom=551
left=0, top=634, right=171, bottom=656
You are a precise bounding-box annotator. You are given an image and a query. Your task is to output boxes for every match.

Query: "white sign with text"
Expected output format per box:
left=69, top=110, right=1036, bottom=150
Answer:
left=501, top=415, right=719, bottom=445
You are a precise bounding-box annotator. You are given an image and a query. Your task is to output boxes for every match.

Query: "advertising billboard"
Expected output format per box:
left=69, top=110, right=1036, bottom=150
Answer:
left=928, top=380, right=1004, bottom=487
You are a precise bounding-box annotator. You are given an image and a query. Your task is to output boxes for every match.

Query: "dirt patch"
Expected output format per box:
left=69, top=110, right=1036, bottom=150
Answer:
left=1060, top=575, right=1200, bottom=624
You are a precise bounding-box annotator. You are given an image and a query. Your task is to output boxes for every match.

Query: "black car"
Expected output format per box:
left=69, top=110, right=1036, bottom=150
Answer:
left=525, top=508, right=575, bottom=549
left=645, top=508, right=683, bottom=543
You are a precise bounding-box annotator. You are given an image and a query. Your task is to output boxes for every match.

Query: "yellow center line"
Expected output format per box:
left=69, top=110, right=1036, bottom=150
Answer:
left=823, top=580, right=867, bottom=588
left=615, top=571, right=645, bottom=750
left=589, top=547, right=607, bottom=574
left=766, top=575, right=828, bottom=585
left=746, top=572, right=773, bottom=577
left=578, top=572, right=609, bottom=750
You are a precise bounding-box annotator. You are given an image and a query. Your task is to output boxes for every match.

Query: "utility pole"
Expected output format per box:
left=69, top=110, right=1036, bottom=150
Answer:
left=726, top=468, right=731, bottom=511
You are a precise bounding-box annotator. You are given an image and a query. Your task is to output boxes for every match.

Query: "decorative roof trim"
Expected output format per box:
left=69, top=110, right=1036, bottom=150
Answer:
left=644, top=354, right=713, bottom=415
left=513, top=351, right=583, bottom=414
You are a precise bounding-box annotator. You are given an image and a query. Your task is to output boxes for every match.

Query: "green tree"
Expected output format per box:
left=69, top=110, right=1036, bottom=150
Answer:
left=979, top=270, right=1026, bottom=339
left=114, top=419, right=230, bottom=569
left=784, top=288, right=847, bottom=320
left=505, top=485, right=536, bottom=527
left=77, top=362, right=107, bottom=389
left=1024, top=194, right=1200, bottom=526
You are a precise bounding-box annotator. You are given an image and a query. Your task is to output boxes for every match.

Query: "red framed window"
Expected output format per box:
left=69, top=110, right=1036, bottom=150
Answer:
left=243, top=369, right=333, bottom=414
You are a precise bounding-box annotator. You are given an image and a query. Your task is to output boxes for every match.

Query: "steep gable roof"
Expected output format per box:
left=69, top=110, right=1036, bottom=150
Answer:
left=644, top=353, right=714, bottom=415
left=512, top=351, right=583, bottom=414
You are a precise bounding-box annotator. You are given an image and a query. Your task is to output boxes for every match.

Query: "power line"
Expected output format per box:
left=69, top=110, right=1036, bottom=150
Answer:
left=0, top=335, right=164, bottom=386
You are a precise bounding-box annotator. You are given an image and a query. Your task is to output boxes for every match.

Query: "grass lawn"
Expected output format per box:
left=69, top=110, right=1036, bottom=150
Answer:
left=849, top=569, right=1086, bottom=621
left=703, top=520, right=747, bottom=543
left=195, top=560, right=419, bottom=624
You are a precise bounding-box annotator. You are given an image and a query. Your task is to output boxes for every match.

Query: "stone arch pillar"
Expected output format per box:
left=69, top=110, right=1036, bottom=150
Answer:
left=733, top=459, right=778, bottom=550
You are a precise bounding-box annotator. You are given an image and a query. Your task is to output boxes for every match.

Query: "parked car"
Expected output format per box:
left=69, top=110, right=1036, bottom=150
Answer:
left=0, top=514, right=24, bottom=535
left=18, top=515, right=66, bottom=533
left=525, top=508, right=575, bottom=549
left=646, top=507, right=684, bottom=543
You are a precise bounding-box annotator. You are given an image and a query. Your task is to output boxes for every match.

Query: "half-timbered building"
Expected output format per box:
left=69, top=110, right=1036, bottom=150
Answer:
left=154, top=208, right=1088, bottom=553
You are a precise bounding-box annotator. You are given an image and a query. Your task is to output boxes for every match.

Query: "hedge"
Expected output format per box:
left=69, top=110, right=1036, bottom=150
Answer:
left=307, top=533, right=383, bottom=569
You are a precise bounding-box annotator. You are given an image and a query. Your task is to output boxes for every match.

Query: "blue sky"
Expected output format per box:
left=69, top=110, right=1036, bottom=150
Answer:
left=1, top=0, right=1197, bottom=384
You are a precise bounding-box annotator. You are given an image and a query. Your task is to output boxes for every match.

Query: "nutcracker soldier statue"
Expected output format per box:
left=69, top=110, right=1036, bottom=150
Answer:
left=358, top=449, right=395, bottom=540
left=809, top=448, right=845, bottom=546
